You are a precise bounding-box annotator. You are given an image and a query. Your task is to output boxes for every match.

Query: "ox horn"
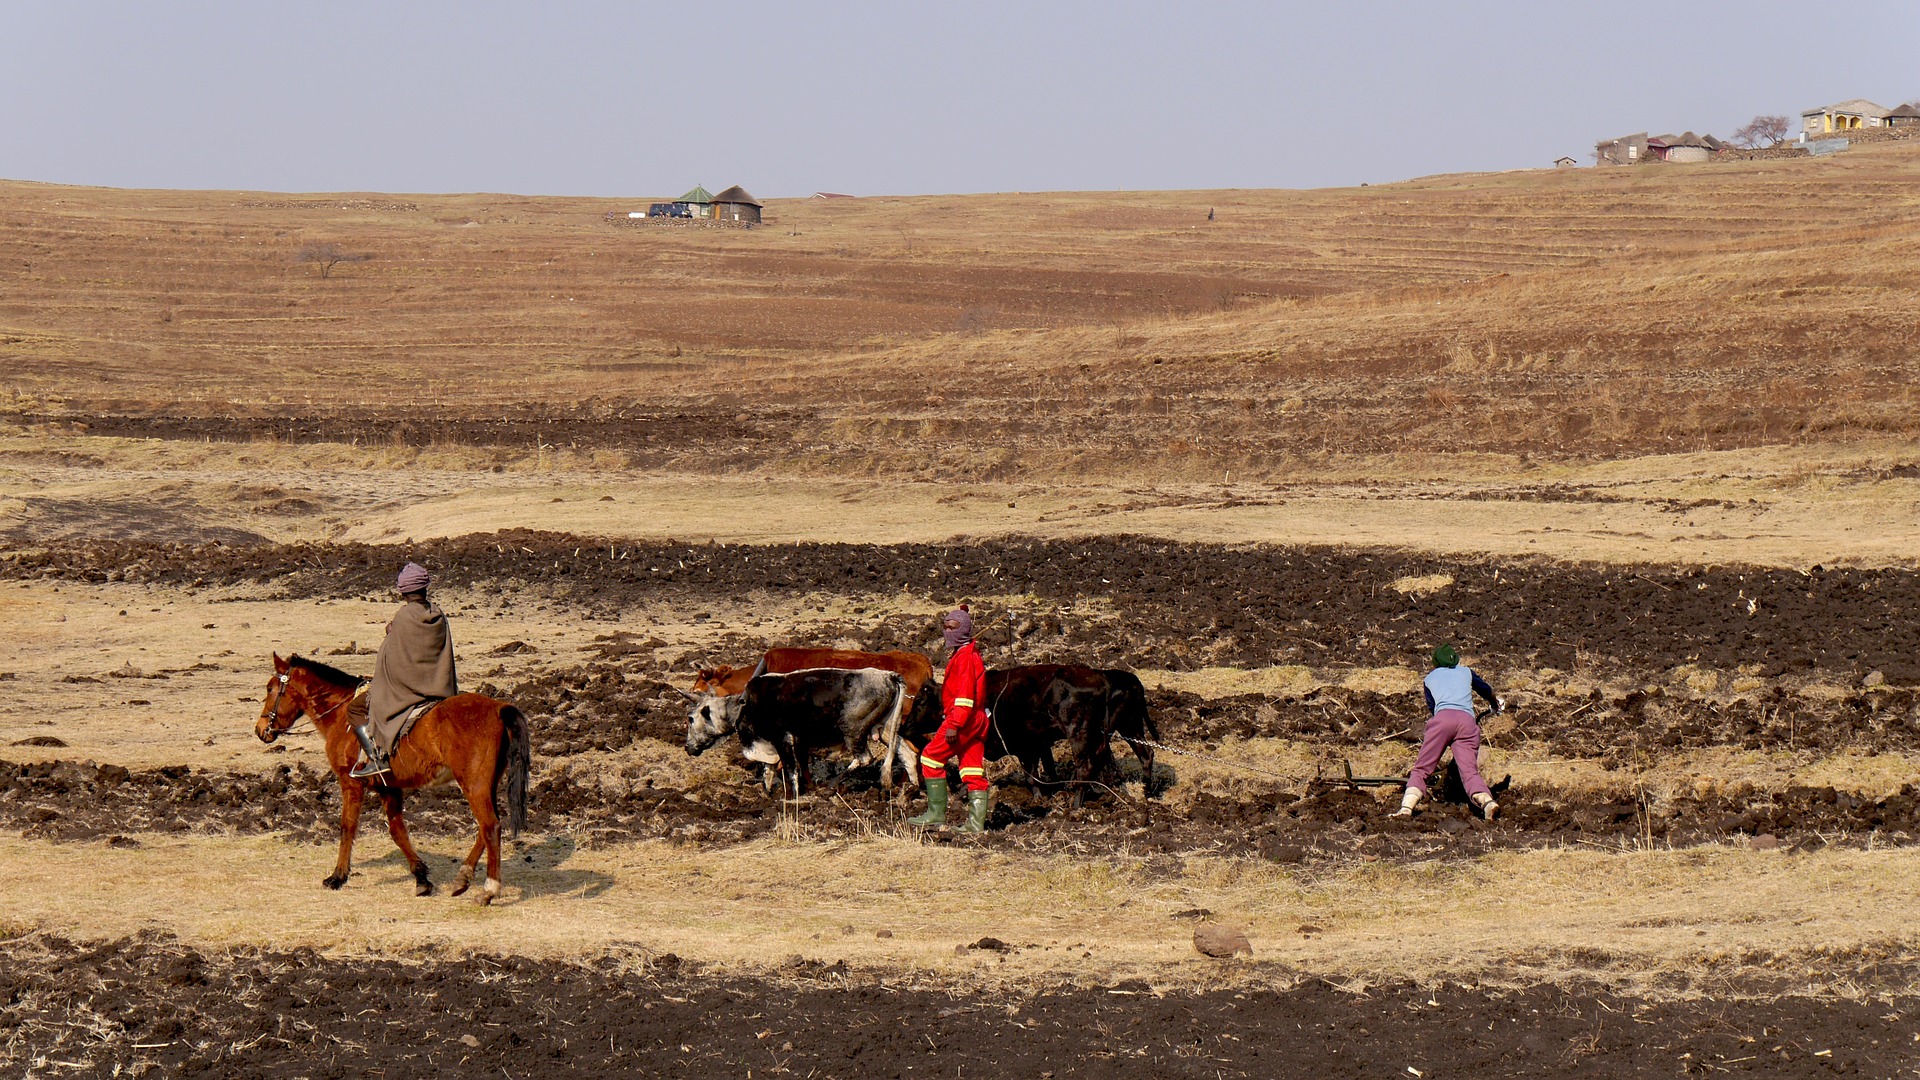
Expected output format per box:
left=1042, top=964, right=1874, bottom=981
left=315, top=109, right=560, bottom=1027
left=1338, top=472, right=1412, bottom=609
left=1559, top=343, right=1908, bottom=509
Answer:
left=674, top=687, right=699, bottom=701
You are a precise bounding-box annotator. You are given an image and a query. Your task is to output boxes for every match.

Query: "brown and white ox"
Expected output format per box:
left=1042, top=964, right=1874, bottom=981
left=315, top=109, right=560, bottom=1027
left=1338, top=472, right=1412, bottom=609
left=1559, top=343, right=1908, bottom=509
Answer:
left=687, top=647, right=943, bottom=766
left=693, top=647, right=934, bottom=705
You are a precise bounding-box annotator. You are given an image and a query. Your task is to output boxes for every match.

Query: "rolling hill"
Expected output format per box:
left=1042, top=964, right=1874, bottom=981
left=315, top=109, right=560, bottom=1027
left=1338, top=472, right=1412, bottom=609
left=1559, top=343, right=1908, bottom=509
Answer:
left=2, top=142, right=1916, bottom=479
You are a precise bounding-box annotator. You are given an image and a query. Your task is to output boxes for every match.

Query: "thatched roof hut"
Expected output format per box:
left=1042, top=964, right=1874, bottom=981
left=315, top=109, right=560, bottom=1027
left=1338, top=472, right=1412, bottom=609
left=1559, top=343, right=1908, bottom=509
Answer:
left=711, top=185, right=762, bottom=224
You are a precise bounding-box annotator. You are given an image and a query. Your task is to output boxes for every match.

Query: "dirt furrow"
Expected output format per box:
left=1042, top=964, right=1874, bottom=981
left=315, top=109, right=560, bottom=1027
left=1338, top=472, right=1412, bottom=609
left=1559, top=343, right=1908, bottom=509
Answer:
left=7, top=533, right=1918, bottom=678
left=6, top=755, right=1914, bottom=865
left=2, top=933, right=1912, bottom=1078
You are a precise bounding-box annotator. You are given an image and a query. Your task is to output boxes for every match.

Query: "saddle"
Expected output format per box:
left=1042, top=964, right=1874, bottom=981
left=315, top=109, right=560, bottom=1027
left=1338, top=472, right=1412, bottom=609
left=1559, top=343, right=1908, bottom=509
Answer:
left=350, top=697, right=443, bottom=780
left=388, top=698, right=439, bottom=751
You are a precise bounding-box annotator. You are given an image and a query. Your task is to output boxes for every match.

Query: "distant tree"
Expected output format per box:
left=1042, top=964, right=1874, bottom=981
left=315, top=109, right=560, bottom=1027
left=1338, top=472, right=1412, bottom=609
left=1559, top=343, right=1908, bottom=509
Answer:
left=1731, top=115, right=1789, bottom=149
left=294, top=242, right=371, bottom=279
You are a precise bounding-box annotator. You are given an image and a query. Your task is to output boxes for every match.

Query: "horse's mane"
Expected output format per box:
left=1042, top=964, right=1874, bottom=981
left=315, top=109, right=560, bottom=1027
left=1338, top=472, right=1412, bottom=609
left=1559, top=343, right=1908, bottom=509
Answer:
left=289, top=655, right=366, bottom=689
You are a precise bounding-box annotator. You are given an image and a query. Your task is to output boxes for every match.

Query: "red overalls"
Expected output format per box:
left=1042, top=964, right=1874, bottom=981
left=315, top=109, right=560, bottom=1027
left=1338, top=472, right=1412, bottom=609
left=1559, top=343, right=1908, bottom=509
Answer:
left=920, top=639, right=989, bottom=793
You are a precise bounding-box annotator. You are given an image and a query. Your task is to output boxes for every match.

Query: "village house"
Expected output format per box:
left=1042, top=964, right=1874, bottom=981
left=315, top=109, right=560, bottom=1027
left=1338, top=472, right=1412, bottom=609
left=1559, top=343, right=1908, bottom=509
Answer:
left=1800, top=99, right=1889, bottom=136
left=1884, top=103, right=1920, bottom=128
left=1554, top=156, right=1578, bottom=169
left=619, top=183, right=765, bottom=226
left=1594, top=132, right=1648, bottom=166
left=1595, top=130, right=1725, bottom=165
left=710, top=185, right=762, bottom=224
left=671, top=185, right=714, bottom=219
left=1646, top=132, right=1723, bottom=162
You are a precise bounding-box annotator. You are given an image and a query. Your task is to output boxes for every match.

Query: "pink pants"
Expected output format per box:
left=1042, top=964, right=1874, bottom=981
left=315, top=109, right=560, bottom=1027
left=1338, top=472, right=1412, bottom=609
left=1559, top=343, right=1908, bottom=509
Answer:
left=1407, top=709, right=1488, bottom=798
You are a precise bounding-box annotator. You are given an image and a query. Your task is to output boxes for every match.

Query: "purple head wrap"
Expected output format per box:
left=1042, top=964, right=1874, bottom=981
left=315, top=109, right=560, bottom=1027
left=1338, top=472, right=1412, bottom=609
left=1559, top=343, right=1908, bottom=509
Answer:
left=396, top=562, right=431, bottom=594
left=942, top=605, right=974, bottom=650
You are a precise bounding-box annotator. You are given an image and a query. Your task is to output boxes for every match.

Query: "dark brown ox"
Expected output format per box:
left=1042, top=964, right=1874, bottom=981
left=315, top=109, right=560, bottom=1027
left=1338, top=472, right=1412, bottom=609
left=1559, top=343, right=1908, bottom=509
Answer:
left=914, top=665, right=1159, bottom=806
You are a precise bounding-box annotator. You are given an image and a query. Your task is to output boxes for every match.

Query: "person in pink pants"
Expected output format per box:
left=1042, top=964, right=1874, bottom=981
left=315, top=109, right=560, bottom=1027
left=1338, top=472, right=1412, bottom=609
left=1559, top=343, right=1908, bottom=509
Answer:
left=1393, top=643, right=1504, bottom=820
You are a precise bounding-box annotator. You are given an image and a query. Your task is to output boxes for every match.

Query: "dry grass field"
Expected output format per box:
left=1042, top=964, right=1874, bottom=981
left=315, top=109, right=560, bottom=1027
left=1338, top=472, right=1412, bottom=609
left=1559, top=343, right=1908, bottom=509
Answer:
left=5, top=142, right=1919, bottom=475
left=5, top=147, right=1920, bottom=1076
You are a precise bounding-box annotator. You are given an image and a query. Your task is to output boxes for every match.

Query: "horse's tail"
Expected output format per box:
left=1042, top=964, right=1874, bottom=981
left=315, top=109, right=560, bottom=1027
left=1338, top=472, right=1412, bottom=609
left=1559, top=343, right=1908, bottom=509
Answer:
left=498, top=705, right=531, bottom=838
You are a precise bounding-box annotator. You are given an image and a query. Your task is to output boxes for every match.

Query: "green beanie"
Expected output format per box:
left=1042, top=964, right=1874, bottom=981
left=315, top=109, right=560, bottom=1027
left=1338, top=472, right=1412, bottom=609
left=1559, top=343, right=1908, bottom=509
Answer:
left=1432, top=644, right=1459, bottom=668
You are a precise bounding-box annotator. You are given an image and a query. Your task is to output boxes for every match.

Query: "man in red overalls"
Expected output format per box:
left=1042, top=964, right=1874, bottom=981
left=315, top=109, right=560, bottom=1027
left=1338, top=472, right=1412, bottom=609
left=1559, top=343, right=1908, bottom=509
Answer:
left=909, top=604, right=991, bottom=832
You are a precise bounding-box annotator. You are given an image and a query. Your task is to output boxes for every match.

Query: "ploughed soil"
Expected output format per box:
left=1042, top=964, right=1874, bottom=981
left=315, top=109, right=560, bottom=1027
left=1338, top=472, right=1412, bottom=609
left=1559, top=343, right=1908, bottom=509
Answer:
left=3, top=750, right=1915, bottom=865
left=8, top=534, right=1920, bottom=1075
left=8, top=530, right=1920, bottom=679
left=12, top=409, right=803, bottom=458
left=8, top=533, right=1920, bottom=863
left=4, top=932, right=1914, bottom=1079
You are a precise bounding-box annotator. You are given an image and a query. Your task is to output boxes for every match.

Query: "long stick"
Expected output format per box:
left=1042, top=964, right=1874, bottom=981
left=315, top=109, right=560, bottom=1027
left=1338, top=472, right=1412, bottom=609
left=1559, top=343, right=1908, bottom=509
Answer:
left=1342, top=760, right=1406, bottom=788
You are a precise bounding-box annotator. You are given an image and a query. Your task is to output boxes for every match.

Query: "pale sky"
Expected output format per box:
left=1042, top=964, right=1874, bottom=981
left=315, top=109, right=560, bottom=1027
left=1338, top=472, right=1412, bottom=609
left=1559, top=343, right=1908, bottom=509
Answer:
left=4, top=0, right=1916, bottom=198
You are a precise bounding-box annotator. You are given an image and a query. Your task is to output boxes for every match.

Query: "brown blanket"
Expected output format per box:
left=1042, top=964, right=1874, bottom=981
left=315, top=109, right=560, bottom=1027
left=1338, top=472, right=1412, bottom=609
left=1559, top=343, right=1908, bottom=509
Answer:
left=366, top=598, right=458, bottom=754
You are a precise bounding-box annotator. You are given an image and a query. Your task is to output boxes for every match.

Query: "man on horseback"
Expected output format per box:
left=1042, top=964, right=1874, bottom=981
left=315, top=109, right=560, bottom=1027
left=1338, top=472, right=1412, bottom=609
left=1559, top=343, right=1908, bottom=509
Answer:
left=352, top=562, right=459, bottom=782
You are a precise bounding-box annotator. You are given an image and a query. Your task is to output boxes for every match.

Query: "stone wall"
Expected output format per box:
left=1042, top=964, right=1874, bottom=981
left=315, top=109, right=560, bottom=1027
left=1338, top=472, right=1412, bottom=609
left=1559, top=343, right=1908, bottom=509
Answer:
left=1711, top=144, right=1812, bottom=162
left=1822, top=126, right=1920, bottom=146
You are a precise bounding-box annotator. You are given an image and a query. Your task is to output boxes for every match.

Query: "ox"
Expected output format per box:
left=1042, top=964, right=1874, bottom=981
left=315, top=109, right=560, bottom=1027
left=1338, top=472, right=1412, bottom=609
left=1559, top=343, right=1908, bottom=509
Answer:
left=689, top=647, right=942, bottom=774
left=685, top=667, right=919, bottom=799
left=694, top=647, right=934, bottom=709
left=913, top=665, right=1160, bottom=806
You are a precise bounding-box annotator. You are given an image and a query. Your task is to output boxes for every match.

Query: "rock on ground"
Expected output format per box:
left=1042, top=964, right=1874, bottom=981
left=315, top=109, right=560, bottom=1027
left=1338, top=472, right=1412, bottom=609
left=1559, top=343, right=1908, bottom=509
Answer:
left=1194, top=924, right=1252, bottom=957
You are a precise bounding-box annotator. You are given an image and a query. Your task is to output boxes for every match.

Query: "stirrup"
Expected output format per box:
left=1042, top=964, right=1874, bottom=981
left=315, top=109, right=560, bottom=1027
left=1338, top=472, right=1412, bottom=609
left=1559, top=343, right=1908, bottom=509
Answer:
left=350, top=723, right=394, bottom=781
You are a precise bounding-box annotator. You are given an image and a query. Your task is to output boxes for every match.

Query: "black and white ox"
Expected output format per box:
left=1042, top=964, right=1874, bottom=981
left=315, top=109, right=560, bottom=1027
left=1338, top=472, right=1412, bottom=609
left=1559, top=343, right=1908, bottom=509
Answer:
left=684, top=667, right=919, bottom=798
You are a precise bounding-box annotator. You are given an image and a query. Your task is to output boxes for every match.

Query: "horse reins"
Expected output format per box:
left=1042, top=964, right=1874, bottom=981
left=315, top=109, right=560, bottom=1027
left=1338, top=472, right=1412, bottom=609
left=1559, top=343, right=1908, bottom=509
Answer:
left=263, top=671, right=365, bottom=740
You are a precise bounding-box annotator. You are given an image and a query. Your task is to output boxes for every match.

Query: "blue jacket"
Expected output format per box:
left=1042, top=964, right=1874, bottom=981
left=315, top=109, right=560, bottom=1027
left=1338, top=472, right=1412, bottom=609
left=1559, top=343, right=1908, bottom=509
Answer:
left=1423, top=665, right=1496, bottom=716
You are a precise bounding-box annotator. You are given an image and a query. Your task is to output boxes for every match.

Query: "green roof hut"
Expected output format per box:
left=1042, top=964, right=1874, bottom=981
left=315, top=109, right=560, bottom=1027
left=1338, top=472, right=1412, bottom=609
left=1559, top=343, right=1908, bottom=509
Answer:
left=675, top=184, right=714, bottom=218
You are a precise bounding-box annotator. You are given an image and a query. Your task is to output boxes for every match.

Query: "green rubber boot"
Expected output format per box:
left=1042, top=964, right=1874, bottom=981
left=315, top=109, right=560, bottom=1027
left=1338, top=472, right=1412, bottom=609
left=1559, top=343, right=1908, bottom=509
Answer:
left=907, top=778, right=949, bottom=826
left=959, top=790, right=990, bottom=833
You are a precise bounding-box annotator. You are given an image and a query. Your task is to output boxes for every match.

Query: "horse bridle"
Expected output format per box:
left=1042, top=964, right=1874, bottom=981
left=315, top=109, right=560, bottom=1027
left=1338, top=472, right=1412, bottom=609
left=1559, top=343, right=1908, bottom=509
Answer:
left=261, top=671, right=361, bottom=741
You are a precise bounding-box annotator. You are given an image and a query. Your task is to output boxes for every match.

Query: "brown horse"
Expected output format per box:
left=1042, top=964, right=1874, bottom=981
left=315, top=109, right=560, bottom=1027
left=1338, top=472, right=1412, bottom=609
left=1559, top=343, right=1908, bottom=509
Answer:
left=255, top=653, right=531, bottom=904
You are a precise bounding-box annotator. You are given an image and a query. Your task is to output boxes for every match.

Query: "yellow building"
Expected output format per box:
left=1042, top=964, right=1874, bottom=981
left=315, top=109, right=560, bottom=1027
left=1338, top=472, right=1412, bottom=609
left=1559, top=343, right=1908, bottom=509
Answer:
left=1800, top=98, right=1889, bottom=136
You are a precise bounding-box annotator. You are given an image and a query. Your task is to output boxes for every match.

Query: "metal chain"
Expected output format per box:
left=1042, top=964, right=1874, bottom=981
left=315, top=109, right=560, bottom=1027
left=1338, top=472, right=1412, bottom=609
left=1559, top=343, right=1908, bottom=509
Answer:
left=1132, top=712, right=1496, bottom=790
left=995, top=609, right=1304, bottom=794
left=1126, top=736, right=1309, bottom=786
left=991, top=609, right=1429, bottom=796
left=985, top=709, right=1140, bottom=809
